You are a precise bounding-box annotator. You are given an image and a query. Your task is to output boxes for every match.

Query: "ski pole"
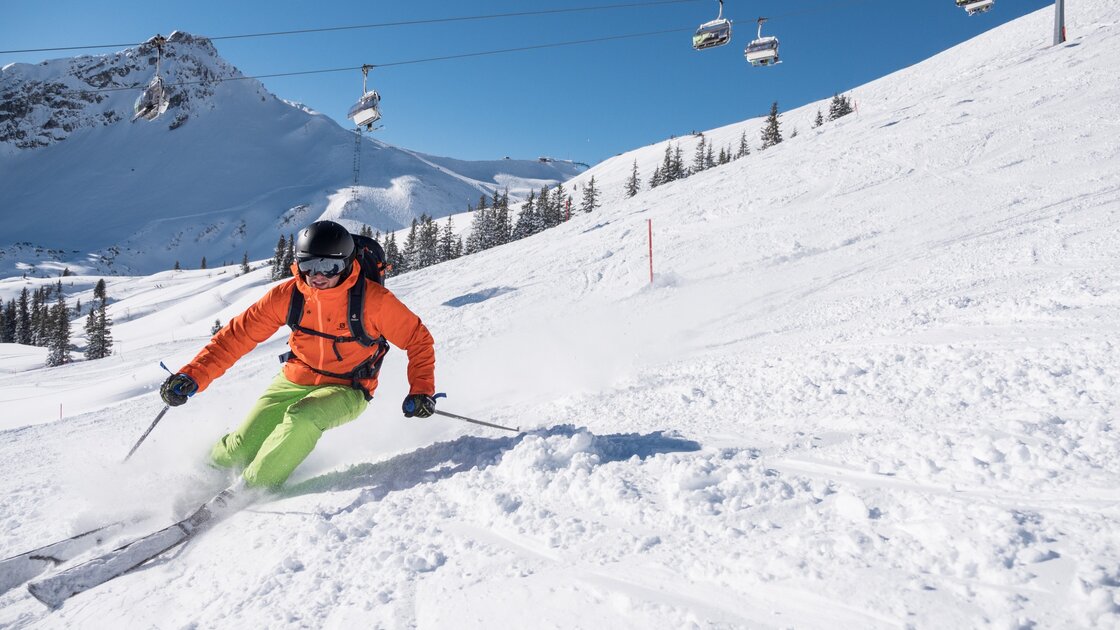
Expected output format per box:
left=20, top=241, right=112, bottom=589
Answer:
left=433, top=409, right=520, bottom=433
left=123, top=405, right=170, bottom=462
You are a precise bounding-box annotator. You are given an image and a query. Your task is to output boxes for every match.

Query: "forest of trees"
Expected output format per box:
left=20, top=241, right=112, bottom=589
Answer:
left=1, top=277, right=113, bottom=366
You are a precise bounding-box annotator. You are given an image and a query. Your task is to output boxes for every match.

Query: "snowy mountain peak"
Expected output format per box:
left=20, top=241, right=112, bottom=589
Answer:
left=0, top=30, right=264, bottom=151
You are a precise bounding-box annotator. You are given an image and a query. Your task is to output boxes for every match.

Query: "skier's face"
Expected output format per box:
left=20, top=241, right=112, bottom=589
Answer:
left=306, top=272, right=341, bottom=290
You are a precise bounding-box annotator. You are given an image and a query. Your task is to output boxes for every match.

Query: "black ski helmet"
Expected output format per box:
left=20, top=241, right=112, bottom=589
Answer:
left=295, top=220, right=354, bottom=270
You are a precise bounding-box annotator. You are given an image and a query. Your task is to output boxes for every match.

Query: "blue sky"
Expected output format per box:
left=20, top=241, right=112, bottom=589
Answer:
left=2, top=0, right=1056, bottom=164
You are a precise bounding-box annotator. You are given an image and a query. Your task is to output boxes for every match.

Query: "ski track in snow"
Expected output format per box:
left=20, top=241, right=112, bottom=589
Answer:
left=2, top=1, right=1120, bottom=628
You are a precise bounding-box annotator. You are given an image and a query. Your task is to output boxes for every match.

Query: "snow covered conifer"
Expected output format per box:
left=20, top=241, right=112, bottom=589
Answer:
left=211, top=319, right=223, bottom=335
left=200, top=257, right=207, bottom=270
left=813, top=109, right=824, bottom=128
left=31, top=288, right=47, bottom=346
left=46, top=289, right=72, bottom=367
left=760, top=101, right=783, bottom=150
left=94, top=279, right=107, bottom=302
left=737, top=131, right=751, bottom=158
left=16, top=288, right=32, bottom=345
left=693, top=136, right=707, bottom=174
left=174, top=260, right=181, bottom=271
left=403, top=219, right=421, bottom=267
left=1, top=299, right=16, bottom=343
left=383, top=232, right=403, bottom=277
left=418, top=215, right=441, bottom=268
left=240, top=252, right=250, bottom=274
left=625, top=160, right=640, bottom=197
left=580, top=176, right=600, bottom=213
left=512, top=192, right=536, bottom=241
left=551, top=182, right=568, bottom=224
left=271, top=236, right=286, bottom=280
left=829, top=93, right=853, bottom=120
left=281, top=235, right=295, bottom=278
left=438, top=216, right=458, bottom=262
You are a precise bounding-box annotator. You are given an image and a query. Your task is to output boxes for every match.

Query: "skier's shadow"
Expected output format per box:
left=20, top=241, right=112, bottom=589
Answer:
left=282, top=424, right=701, bottom=519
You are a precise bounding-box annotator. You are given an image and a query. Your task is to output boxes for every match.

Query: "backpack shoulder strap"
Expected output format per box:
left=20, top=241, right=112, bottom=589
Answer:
left=347, top=277, right=379, bottom=347
left=286, top=283, right=305, bottom=329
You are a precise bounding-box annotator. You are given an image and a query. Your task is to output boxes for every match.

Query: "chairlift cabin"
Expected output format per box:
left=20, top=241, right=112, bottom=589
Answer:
left=132, top=35, right=170, bottom=122
left=744, top=18, right=780, bottom=66
left=133, top=76, right=170, bottom=121
left=347, top=65, right=382, bottom=130
left=693, top=0, right=731, bottom=50
left=956, top=0, right=994, bottom=15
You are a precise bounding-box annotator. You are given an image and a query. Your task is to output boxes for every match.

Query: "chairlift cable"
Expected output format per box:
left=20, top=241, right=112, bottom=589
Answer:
left=57, top=25, right=695, bottom=96
left=0, top=0, right=704, bottom=55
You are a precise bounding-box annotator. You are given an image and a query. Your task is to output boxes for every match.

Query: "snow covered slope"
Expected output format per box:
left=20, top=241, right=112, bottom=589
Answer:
left=0, top=32, right=583, bottom=279
left=1, top=2, right=1118, bottom=628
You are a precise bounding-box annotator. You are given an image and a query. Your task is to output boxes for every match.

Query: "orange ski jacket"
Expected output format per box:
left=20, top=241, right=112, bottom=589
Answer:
left=179, top=261, right=435, bottom=398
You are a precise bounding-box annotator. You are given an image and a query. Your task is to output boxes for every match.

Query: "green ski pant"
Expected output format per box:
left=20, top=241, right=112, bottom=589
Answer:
left=210, top=372, right=368, bottom=488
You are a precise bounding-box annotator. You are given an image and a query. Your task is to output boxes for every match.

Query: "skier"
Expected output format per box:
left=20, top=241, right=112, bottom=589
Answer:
left=159, top=220, right=437, bottom=489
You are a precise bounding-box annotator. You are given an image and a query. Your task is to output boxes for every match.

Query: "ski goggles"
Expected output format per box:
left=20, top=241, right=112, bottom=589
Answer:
left=297, top=256, right=347, bottom=278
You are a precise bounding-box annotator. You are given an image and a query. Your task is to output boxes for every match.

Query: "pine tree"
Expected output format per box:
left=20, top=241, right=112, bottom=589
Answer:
left=737, top=131, right=751, bottom=158
left=512, top=192, right=536, bottom=241
left=401, top=218, right=420, bottom=268
left=73, top=297, right=82, bottom=318
left=83, top=310, right=98, bottom=358
left=1, top=299, right=16, bottom=343
left=649, top=165, right=663, bottom=189
left=359, top=224, right=374, bottom=238
left=671, top=145, right=685, bottom=181
left=417, top=215, right=440, bottom=268
left=692, top=135, right=707, bottom=174
left=829, top=93, right=853, bottom=120
left=718, top=147, right=729, bottom=165
left=760, top=101, right=783, bottom=150
left=659, top=145, right=675, bottom=184
left=31, top=288, right=46, bottom=346
left=240, top=252, right=250, bottom=274
left=96, top=300, right=113, bottom=358
left=551, top=183, right=568, bottom=224
left=536, top=186, right=553, bottom=229
left=580, top=176, right=600, bottom=213
left=211, top=319, right=223, bottom=335
left=705, top=144, right=715, bottom=169
left=46, top=289, right=71, bottom=367
left=174, top=260, right=181, bottom=271
left=16, top=288, right=31, bottom=345
left=271, top=236, right=286, bottom=280
left=93, top=279, right=107, bottom=302
left=280, top=234, right=295, bottom=278
left=383, top=232, right=403, bottom=277
left=813, top=109, right=824, bottom=128
left=438, top=216, right=458, bottom=262
left=625, top=160, right=640, bottom=197
left=200, top=256, right=207, bottom=270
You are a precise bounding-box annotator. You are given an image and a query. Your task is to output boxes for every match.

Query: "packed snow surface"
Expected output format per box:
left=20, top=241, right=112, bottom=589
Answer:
left=1, top=2, right=1119, bottom=628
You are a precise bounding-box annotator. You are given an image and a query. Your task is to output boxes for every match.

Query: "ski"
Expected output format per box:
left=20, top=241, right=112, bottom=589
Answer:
left=0, top=521, right=128, bottom=597
left=27, top=485, right=242, bottom=608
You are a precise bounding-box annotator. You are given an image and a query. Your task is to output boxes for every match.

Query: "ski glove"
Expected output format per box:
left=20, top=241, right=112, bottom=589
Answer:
left=402, top=394, right=436, bottom=418
left=160, top=373, right=198, bottom=407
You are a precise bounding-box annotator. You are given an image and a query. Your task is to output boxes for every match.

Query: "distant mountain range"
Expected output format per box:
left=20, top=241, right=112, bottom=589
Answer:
left=0, top=32, right=585, bottom=278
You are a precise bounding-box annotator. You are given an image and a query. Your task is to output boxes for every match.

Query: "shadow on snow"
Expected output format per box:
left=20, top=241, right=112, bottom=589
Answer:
left=283, top=424, right=700, bottom=518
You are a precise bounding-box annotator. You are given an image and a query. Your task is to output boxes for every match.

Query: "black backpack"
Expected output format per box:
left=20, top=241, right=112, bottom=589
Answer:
left=280, top=233, right=391, bottom=399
